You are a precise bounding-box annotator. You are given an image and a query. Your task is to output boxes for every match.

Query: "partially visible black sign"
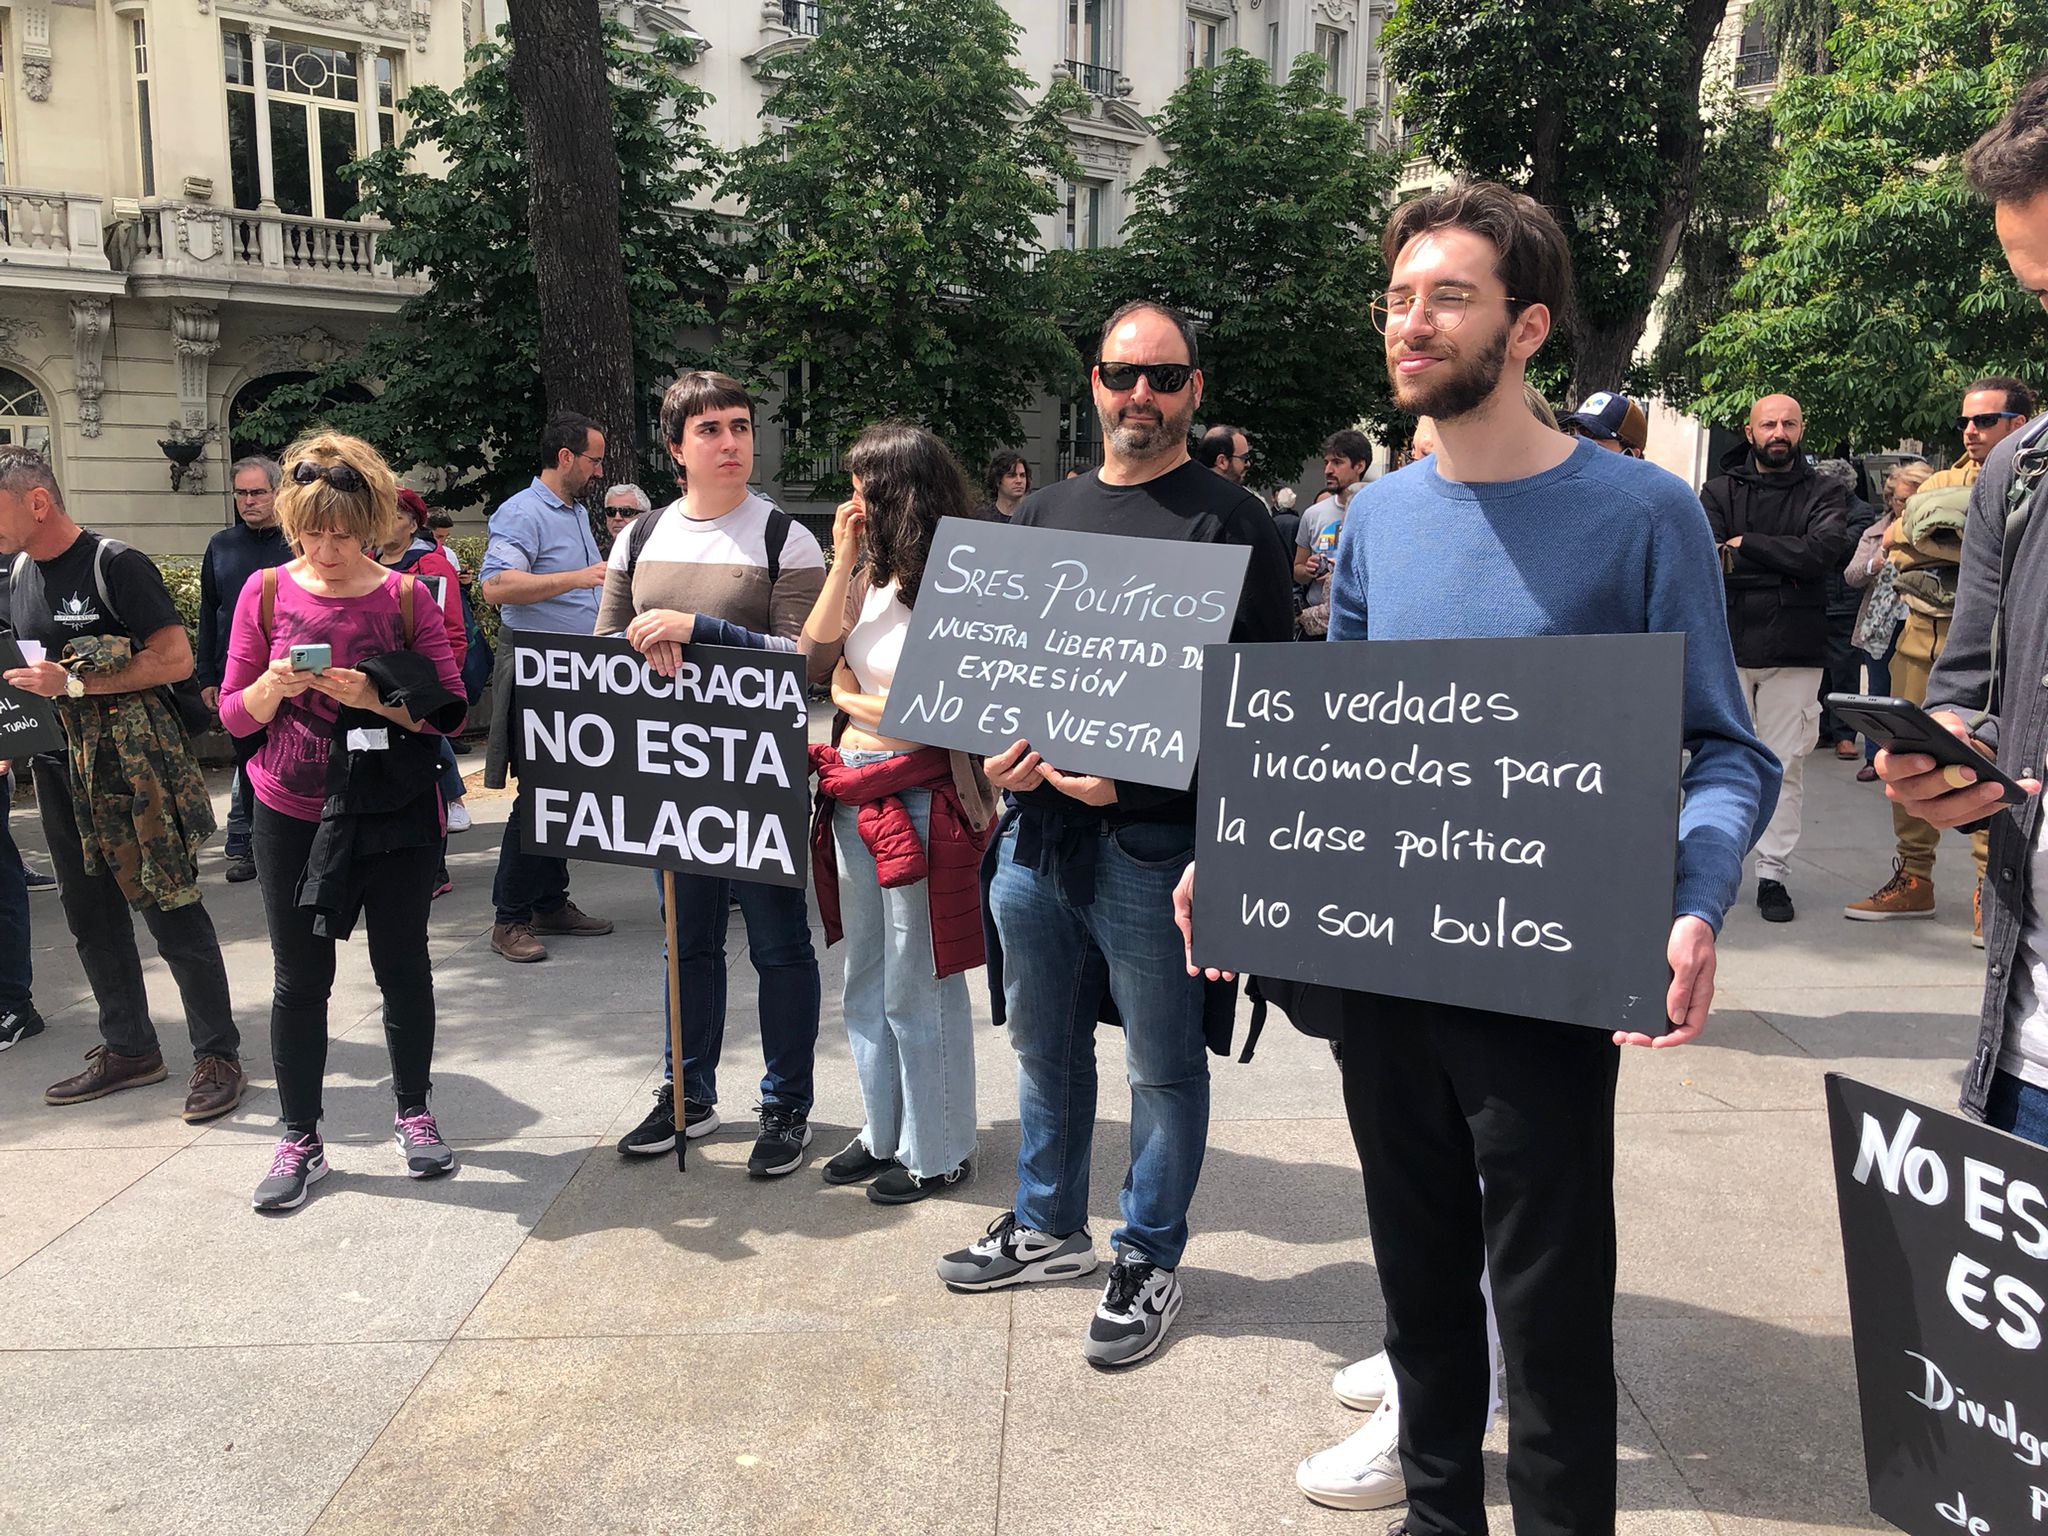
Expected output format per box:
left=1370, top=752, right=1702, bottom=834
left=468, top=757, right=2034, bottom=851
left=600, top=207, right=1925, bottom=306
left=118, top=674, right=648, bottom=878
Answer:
left=0, top=636, right=64, bottom=759
left=1826, top=1075, right=2048, bottom=1536
left=1191, top=634, right=1683, bottom=1032
left=878, top=516, right=1251, bottom=790
left=514, top=635, right=810, bottom=889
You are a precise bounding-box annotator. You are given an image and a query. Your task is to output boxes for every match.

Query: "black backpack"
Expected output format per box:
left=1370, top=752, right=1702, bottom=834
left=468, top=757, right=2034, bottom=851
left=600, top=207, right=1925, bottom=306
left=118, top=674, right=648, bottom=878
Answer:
left=622, top=501, right=794, bottom=587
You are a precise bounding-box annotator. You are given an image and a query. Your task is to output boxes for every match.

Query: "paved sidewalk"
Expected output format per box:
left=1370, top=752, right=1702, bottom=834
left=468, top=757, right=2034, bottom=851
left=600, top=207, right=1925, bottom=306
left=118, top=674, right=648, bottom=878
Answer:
left=0, top=748, right=1989, bottom=1535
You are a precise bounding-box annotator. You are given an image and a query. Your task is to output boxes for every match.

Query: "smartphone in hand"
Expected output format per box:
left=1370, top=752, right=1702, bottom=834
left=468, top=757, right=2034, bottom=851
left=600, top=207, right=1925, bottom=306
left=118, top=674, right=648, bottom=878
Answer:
left=1825, top=693, right=2031, bottom=808
left=288, top=643, right=332, bottom=675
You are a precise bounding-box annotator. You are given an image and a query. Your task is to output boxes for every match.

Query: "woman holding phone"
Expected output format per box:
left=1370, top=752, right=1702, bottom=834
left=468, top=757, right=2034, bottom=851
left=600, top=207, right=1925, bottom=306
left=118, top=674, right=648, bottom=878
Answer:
left=219, top=432, right=467, bottom=1213
left=802, top=422, right=997, bottom=1204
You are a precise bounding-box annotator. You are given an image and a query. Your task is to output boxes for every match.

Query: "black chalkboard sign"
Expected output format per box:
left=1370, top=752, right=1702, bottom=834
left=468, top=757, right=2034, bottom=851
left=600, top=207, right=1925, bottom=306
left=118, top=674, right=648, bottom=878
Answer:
left=1826, top=1075, right=2048, bottom=1536
left=513, top=635, right=810, bottom=889
left=0, top=636, right=64, bottom=760
left=878, top=516, right=1251, bottom=790
left=1192, top=633, right=1683, bottom=1032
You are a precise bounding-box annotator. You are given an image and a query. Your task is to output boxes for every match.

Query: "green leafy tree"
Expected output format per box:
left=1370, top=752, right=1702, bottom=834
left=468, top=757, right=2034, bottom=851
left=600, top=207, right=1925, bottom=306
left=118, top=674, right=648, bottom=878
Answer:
left=722, top=0, right=1086, bottom=492
left=245, top=25, right=728, bottom=514
left=1691, top=0, right=2048, bottom=447
left=1383, top=0, right=1731, bottom=400
left=1080, top=51, right=1401, bottom=480
left=1750, top=0, right=1840, bottom=76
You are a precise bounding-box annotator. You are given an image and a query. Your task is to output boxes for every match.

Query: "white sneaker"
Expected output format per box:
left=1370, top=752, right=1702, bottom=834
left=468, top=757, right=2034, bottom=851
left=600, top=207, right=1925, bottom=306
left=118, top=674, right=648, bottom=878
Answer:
left=1296, top=1397, right=1406, bottom=1510
left=1333, top=1349, right=1396, bottom=1411
left=445, top=801, right=472, bottom=833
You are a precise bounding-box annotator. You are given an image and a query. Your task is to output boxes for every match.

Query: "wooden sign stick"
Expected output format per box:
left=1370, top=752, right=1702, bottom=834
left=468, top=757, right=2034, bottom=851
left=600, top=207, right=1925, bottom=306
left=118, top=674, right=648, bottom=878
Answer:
left=663, top=868, right=687, bottom=1172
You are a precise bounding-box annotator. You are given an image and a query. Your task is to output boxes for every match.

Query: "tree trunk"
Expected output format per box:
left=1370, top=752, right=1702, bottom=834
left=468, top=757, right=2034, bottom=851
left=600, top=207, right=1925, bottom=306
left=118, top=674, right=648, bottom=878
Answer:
left=506, top=0, right=633, bottom=537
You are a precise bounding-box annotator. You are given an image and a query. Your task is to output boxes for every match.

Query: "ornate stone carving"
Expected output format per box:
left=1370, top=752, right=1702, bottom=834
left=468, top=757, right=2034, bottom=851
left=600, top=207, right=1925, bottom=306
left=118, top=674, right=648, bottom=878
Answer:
left=161, top=422, right=219, bottom=494
left=21, top=59, right=51, bottom=102
left=1071, top=134, right=1135, bottom=179
left=171, top=305, right=221, bottom=435
left=222, top=0, right=430, bottom=48
left=1315, top=0, right=1360, bottom=21
left=20, top=4, right=53, bottom=102
left=68, top=299, right=111, bottom=440
left=0, top=318, right=45, bottom=366
left=174, top=206, right=225, bottom=264
left=247, top=326, right=347, bottom=374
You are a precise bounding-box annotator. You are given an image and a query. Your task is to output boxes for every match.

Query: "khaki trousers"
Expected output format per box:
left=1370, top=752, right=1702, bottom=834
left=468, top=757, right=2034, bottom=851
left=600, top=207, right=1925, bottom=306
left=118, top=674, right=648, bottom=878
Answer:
left=1889, top=612, right=1989, bottom=882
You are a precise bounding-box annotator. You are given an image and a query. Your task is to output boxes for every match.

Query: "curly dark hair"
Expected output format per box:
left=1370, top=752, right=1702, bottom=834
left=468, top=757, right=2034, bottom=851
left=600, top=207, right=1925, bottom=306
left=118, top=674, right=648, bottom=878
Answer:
left=985, top=449, right=1030, bottom=501
left=846, top=422, right=973, bottom=609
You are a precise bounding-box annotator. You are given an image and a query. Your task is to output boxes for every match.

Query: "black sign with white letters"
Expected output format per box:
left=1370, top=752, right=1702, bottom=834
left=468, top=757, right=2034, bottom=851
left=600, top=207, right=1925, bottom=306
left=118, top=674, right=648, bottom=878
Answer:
left=0, top=636, right=64, bottom=759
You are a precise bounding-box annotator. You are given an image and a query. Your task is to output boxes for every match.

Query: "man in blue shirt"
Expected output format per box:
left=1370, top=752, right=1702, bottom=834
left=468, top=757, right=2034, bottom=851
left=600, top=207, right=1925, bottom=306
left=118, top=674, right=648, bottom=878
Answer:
left=480, top=411, right=615, bottom=963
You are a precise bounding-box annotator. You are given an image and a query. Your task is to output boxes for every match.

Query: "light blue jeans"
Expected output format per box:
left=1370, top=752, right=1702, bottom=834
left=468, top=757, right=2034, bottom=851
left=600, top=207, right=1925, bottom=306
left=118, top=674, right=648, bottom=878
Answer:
left=831, top=751, right=976, bottom=1179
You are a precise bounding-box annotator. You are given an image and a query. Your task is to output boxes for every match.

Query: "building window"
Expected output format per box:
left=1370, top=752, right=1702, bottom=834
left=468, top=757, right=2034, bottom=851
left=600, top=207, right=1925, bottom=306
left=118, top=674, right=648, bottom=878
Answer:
left=781, top=0, right=821, bottom=34
left=133, top=19, right=156, bottom=197
left=1315, top=25, right=1345, bottom=96
left=0, top=368, right=52, bottom=455
left=1057, top=398, right=1103, bottom=478
left=224, top=31, right=369, bottom=220
left=375, top=55, right=397, bottom=148
left=1186, top=14, right=1221, bottom=75
left=1736, top=12, right=1779, bottom=89
left=1266, top=22, right=1282, bottom=73
left=1063, top=181, right=1107, bottom=251
left=782, top=361, right=836, bottom=483
left=1, top=30, right=11, bottom=186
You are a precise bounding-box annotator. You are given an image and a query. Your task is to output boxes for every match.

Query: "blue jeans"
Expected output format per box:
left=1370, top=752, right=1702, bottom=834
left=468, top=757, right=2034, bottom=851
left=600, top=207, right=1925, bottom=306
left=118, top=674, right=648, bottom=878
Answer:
left=1986, top=1070, right=2048, bottom=1148
left=832, top=762, right=976, bottom=1178
left=0, top=771, right=31, bottom=1011
left=224, top=765, right=254, bottom=858
left=990, top=819, right=1210, bottom=1269
left=435, top=736, right=465, bottom=803
left=658, top=869, right=820, bottom=1114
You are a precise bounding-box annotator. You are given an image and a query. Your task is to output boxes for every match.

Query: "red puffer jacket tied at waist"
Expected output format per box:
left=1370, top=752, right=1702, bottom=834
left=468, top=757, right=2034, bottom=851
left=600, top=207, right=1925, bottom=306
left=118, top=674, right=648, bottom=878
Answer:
left=809, top=744, right=991, bottom=979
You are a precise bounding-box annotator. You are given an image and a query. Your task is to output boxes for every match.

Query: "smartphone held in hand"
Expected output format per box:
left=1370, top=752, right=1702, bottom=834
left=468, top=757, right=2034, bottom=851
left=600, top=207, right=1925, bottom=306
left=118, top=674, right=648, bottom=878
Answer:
left=288, top=644, right=332, bottom=674
left=1824, top=693, right=2032, bottom=808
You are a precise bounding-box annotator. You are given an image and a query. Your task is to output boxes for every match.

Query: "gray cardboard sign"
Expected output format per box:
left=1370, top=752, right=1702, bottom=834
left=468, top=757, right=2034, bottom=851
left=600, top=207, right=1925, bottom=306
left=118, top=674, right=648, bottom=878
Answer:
left=878, top=516, right=1251, bottom=790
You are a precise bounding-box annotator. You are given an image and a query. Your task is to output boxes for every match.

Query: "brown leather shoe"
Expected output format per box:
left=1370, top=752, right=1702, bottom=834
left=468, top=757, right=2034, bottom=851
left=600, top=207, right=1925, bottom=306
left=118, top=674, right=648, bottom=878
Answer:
left=491, top=921, right=548, bottom=963
left=529, top=900, right=614, bottom=938
left=183, top=1056, right=245, bottom=1123
left=45, top=1044, right=168, bottom=1105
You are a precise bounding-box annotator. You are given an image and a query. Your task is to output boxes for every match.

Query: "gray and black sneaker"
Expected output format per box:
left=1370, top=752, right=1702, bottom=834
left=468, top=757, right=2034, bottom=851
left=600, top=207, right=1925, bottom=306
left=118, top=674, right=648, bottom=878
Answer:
left=0, top=1004, right=46, bottom=1051
left=617, top=1082, right=718, bottom=1156
left=1082, top=1253, right=1183, bottom=1369
left=936, top=1210, right=1098, bottom=1292
left=746, top=1104, right=812, bottom=1177
left=394, top=1105, right=456, bottom=1179
left=253, top=1131, right=328, bottom=1212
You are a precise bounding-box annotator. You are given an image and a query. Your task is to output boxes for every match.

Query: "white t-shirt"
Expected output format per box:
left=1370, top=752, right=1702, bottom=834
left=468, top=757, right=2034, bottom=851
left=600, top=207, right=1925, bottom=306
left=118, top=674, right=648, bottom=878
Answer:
left=845, top=578, right=910, bottom=696
left=1999, top=812, right=2048, bottom=1089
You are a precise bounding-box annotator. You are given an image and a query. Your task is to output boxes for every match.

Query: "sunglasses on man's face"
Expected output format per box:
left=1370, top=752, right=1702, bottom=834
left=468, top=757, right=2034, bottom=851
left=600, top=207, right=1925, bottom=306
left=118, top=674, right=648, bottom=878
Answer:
left=291, top=460, right=367, bottom=493
left=1096, top=361, right=1194, bottom=394
left=1958, top=410, right=2022, bottom=432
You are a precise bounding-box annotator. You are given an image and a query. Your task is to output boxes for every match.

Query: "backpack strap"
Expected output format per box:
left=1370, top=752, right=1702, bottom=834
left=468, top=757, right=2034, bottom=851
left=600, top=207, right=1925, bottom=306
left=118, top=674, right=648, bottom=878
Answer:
left=624, top=504, right=665, bottom=580
left=259, top=566, right=277, bottom=644
left=90, top=534, right=123, bottom=632
left=765, top=506, right=792, bottom=586
left=398, top=572, right=417, bottom=648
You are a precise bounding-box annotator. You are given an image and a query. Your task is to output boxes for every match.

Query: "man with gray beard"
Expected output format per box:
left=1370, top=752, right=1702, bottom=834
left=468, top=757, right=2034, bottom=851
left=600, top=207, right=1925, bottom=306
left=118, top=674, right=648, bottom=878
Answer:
left=932, top=300, right=1294, bottom=1368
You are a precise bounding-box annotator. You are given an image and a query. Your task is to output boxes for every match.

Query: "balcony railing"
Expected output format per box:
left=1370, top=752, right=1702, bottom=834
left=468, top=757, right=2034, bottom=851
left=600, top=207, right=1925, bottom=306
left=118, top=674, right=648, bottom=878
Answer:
left=0, top=187, right=111, bottom=273
left=1056, top=442, right=1103, bottom=479
left=1065, top=58, right=1124, bottom=97
left=781, top=433, right=842, bottom=486
left=124, top=201, right=424, bottom=302
left=782, top=0, right=821, bottom=35
left=1735, top=48, right=1779, bottom=89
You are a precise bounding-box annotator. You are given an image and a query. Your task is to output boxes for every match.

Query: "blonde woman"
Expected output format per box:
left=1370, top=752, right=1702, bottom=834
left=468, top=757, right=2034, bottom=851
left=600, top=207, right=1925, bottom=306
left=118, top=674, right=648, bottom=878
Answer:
left=219, top=433, right=467, bottom=1212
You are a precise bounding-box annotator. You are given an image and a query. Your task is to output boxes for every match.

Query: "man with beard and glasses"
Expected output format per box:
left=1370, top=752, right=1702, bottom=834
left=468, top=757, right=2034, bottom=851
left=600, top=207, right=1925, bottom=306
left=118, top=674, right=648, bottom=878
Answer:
left=1174, top=179, right=1775, bottom=1533
left=1699, top=394, right=1849, bottom=923
left=933, top=300, right=1293, bottom=1369
left=1294, top=429, right=1373, bottom=639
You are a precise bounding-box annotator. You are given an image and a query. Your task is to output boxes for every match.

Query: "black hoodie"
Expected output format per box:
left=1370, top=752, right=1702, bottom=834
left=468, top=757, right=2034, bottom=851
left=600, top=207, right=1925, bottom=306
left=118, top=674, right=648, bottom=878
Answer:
left=1699, top=442, right=1850, bottom=668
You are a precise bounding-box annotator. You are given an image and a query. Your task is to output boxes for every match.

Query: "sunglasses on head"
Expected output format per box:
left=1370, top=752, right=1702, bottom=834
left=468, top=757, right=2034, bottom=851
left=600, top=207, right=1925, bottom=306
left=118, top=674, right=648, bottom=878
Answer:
left=291, top=459, right=368, bottom=493
left=1958, top=410, right=2022, bottom=432
left=1096, top=361, right=1194, bottom=394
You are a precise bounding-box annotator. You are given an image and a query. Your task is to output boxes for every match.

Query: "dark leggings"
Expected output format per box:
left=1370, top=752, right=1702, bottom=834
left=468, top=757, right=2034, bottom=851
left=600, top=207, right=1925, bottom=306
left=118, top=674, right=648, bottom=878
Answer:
left=252, top=800, right=439, bottom=1129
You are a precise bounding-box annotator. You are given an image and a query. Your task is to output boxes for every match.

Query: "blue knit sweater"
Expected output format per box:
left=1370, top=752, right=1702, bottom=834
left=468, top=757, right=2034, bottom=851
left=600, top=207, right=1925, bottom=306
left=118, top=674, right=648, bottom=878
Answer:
left=1328, top=438, right=1780, bottom=933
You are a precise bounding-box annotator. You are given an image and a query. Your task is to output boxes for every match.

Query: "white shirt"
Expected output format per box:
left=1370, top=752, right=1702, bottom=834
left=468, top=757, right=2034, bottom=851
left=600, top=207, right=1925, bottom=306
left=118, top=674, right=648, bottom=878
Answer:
left=845, top=579, right=910, bottom=697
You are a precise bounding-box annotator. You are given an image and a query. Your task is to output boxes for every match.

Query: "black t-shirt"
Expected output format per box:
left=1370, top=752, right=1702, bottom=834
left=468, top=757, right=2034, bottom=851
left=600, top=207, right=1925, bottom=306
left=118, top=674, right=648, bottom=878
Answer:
left=2, top=530, right=184, bottom=655
left=1008, top=460, right=1295, bottom=824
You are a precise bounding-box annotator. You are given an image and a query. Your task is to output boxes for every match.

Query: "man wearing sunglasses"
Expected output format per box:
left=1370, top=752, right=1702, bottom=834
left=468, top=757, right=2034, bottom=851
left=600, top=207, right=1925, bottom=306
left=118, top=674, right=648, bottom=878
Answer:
left=934, top=300, right=1293, bottom=1369
left=1196, top=424, right=1253, bottom=485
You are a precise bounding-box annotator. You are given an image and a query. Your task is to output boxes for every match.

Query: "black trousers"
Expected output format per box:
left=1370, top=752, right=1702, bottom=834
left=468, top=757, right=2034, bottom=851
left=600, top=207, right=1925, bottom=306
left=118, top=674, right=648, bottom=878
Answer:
left=30, top=756, right=238, bottom=1062
left=1339, top=993, right=1620, bottom=1536
left=253, top=800, right=438, bottom=1128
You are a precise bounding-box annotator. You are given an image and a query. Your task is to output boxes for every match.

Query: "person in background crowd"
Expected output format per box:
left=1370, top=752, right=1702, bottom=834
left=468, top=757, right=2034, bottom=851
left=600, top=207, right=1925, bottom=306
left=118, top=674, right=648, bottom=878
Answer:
left=220, top=433, right=467, bottom=1211
left=0, top=764, right=41, bottom=1049
left=199, top=455, right=292, bottom=884
left=1881, top=68, right=2048, bottom=1147
left=603, top=371, right=828, bottom=1178
left=801, top=423, right=998, bottom=1203
left=426, top=510, right=455, bottom=546
left=604, top=483, right=651, bottom=543
left=1294, top=428, right=1372, bottom=638
left=1181, top=176, right=1776, bottom=1534
left=933, top=300, right=1293, bottom=1368
left=479, top=411, right=616, bottom=963
left=1407, top=417, right=1441, bottom=464
left=390, top=489, right=472, bottom=895
left=0, top=446, right=244, bottom=1120
left=1562, top=392, right=1649, bottom=458
left=1700, top=392, right=1850, bottom=923
left=979, top=451, right=1032, bottom=522
left=1196, top=424, right=1253, bottom=485
left=1849, top=377, right=2036, bottom=939
left=1813, top=459, right=1882, bottom=764
left=1842, top=462, right=1935, bottom=788
left=1271, top=485, right=1301, bottom=550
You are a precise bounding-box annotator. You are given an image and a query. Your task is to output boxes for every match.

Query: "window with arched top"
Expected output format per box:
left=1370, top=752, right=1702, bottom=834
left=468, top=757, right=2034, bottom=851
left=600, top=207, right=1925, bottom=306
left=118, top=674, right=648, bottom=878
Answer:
left=0, top=368, right=52, bottom=455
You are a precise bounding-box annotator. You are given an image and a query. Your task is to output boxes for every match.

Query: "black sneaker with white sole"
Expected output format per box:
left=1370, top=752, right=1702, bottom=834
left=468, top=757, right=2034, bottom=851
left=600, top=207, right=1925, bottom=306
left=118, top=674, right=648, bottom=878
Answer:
left=1082, top=1253, right=1183, bottom=1368
left=0, top=1004, right=45, bottom=1051
left=746, top=1104, right=812, bottom=1177
left=935, top=1211, right=1099, bottom=1292
left=617, top=1082, right=718, bottom=1156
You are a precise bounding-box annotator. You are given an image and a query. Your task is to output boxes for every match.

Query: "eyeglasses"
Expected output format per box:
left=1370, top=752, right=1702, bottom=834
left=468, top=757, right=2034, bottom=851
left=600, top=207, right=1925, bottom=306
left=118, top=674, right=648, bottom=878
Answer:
left=1096, top=361, right=1194, bottom=394
left=576, top=452, right=606, bottom=468
left=290, top=460, right=367, bottom=493
left=1957, top=410, right=2022, bottom=433
left=233, top=487, right=271, bottom=499
left=1232, top=451, right=1254, bottom=465
left=1370, top=288, right=1526, bottom=335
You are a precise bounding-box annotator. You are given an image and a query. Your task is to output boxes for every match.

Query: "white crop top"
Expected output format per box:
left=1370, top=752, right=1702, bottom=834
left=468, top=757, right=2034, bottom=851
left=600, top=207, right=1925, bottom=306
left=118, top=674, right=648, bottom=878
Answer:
left=845, top=579, right=911, bottom=696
